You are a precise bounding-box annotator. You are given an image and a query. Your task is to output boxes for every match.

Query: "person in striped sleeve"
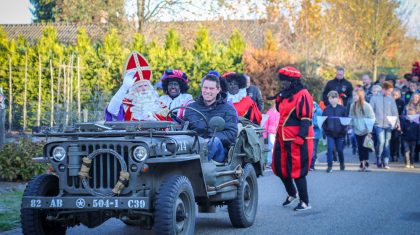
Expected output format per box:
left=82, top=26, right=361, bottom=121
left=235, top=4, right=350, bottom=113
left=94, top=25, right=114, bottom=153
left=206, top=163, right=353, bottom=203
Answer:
left=272, top=66, right=314, bottom=211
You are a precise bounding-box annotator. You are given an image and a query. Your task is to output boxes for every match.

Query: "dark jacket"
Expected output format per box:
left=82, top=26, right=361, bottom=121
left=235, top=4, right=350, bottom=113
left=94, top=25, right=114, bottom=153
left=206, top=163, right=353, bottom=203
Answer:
left=246, top=85, right=264, bottom=111
left=404, top=90, right=414, bottom=105
left=322, top=78, right=353, bottom=107
left=322, top=105, right=347, bottom=138
left=401, top=116, right=420, bottom=142
left=395, top=98, right=405, bottom=115
left=185, top=94, right=238, bottom=147
left=363, top=84, right=373, bottom=103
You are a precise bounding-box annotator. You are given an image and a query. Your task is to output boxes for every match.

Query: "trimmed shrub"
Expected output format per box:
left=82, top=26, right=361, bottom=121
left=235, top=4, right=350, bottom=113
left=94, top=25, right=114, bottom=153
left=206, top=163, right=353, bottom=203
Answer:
left=0, top=139, right=49, bottom=181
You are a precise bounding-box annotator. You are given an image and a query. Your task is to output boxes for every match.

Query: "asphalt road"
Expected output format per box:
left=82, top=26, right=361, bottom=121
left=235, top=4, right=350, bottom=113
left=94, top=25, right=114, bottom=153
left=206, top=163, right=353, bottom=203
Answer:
left=3, top=147, right=420, bottom=235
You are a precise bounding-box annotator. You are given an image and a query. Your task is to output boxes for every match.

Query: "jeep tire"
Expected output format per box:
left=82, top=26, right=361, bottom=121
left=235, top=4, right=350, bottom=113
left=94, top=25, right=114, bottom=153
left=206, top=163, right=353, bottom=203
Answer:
left=21, top=174, right=66, bottom=235
left=154, top=175, right=195, bottom=235
left=228, top=163, right=258, bottom=228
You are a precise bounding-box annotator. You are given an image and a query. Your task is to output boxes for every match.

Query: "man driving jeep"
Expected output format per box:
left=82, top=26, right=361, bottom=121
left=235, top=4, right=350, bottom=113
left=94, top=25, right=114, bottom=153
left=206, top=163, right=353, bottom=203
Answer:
left=184, top=74, right=238, bottom=163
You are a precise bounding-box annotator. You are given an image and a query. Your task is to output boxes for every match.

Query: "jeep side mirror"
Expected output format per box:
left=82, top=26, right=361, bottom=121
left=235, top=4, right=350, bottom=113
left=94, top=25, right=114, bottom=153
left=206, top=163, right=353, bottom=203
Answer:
left=209, top=116, right=225, bottom=132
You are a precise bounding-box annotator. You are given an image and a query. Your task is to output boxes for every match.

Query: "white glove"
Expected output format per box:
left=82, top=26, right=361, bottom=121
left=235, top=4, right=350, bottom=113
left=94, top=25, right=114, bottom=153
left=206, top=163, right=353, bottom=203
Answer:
left=107, top=70, right=137, bottom=116
left=122, top=70, right=137, bottom=90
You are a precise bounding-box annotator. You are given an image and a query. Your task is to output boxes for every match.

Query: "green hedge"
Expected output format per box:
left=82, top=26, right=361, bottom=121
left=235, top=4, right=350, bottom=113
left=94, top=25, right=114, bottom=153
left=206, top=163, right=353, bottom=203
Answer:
left=0, top=139, right=49, bottom=181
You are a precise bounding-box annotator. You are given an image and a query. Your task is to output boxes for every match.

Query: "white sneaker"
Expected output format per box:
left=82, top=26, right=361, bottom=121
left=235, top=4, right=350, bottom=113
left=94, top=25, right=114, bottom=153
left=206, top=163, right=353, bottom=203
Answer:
left=294, top=201, right=312, bottom=211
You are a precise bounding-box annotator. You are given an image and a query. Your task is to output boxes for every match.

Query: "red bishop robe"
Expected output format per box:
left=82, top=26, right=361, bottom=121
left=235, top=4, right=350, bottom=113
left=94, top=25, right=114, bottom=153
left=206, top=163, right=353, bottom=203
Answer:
left=272, top=89, right=314, bottom=179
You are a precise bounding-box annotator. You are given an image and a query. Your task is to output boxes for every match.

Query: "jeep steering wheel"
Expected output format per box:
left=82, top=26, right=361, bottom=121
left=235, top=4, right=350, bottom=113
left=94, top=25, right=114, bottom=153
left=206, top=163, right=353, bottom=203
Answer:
left=167, top=106, right=209, bottom=130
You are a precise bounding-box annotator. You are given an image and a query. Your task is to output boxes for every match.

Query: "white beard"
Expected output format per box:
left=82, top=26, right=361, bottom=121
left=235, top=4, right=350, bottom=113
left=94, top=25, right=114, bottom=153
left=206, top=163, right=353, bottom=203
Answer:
left=129, top=90, right=163, bottom=120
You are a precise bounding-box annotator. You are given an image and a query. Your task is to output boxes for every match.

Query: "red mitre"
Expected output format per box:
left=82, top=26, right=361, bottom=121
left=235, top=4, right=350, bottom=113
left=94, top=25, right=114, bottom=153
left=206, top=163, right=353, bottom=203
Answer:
left=124, top=51, right=152, bottom=82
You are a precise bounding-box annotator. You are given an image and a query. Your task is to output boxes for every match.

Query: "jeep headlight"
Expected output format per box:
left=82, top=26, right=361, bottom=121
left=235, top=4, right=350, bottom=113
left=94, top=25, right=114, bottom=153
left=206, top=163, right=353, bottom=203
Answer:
left=52, top=146, right=66, bottom=162
left=133, top=146, right=148, bottom=162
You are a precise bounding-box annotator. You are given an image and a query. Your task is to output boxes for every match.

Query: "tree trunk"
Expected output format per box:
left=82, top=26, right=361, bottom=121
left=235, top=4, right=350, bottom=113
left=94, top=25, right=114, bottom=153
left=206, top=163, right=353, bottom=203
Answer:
left=77, top=57, right=81, bottom=123
left=37, top=54, right=42, bottom=127
left=8, top=57, right=12, bottom=132
left=23, top=51, right=28, bottom=131
left=50, top=60, right=54, bottom=127
left=137, top=0, right=145, bottom=32
left=373, top=56, right=378, bottom=83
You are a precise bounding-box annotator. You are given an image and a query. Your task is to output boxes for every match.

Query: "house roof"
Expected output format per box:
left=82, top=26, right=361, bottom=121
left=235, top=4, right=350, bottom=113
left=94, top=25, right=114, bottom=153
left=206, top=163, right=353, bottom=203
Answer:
left=1, top=20, right=283, bottom=48
left=141, top=19, right=281, bottom=48
left=1, top=23, right=105, bottom=44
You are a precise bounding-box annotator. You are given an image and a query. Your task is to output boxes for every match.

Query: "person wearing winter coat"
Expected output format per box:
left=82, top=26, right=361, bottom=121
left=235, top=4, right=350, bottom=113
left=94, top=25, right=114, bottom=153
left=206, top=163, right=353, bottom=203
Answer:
left=322, top=90, right=348, bottom=173
left=400, top=106, right=420, bottom=168
left=349, top=89, right=375, bottom=171
left=310, top=101, right=323, bottom=171
left=262, top=102, right=280, bottom=168
left=322, top=67, right=354, bottom=108
left=184, top=74, right=238, bottom=163
left=369, top=81, right=400, bottom=169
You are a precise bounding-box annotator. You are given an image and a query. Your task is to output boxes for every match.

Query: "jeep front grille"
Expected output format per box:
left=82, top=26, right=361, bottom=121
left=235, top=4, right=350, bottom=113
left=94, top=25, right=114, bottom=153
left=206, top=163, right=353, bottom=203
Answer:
left=66, top=143, right=130, bottom=190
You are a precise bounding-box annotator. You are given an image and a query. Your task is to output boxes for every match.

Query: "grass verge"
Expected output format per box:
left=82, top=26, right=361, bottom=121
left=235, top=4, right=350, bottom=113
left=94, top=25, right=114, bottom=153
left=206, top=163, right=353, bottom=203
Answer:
left=0, top=191, right=23, bottom=232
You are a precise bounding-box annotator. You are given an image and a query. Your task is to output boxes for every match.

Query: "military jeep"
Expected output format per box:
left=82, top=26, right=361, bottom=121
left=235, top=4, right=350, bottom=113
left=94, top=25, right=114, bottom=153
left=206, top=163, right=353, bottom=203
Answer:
left=21, top=108, right=267, bottom=235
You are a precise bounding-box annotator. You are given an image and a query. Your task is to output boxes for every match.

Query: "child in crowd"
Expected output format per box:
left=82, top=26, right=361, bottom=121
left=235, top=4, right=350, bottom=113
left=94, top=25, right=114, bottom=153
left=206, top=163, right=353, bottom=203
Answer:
left=400, top=106, right=420, bottom=168
left=262, top=102, right=280, bottom=168
left=310, top=101, right=323, bottom=171
left=322, top=91, right=348, bottom=173
left=371, top=85, right=382, bottom=96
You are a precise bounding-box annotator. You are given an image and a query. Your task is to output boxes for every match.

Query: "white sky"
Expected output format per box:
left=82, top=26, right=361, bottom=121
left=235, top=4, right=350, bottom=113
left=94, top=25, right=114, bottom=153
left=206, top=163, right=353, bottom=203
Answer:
left=0, top=0, right=419, bottom=38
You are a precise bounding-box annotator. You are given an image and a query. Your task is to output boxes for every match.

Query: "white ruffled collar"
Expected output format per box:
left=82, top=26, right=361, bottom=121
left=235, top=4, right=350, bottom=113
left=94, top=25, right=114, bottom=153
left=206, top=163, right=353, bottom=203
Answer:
left=227, top=88, right=247, bottom=103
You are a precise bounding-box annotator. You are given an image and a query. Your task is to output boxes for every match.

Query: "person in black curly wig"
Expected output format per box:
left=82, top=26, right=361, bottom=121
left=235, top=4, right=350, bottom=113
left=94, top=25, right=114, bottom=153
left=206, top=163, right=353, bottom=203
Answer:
left=158, top=69, right=193, bottom=112
left=222, top=72, right=262, bottom=124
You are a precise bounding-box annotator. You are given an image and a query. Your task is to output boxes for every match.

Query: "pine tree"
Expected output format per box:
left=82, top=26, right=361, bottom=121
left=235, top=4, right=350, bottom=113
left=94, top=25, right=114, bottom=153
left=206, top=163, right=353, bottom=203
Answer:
left=36, top=27, right=64, bottom=127
left=30, top=0, right=57, bottom=22
left=96, top=28, right=126, bottom=102
left=226, top=29, right=246, bottom=71
left=130, top=33, right=147, bottom=55
left=190, top=27, right=214, bottom=94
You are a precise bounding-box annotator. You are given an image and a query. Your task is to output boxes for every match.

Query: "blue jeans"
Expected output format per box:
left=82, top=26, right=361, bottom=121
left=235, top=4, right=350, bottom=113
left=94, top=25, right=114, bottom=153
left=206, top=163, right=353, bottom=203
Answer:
left=327, top=136, right=344, bottom=167
left=374, top=127, right=392, bottom=166
left=266, top=133, right=275, bottom=165
left=207, top=137, right=225, bottom=162
left=310, top=139, right=320, bottom=168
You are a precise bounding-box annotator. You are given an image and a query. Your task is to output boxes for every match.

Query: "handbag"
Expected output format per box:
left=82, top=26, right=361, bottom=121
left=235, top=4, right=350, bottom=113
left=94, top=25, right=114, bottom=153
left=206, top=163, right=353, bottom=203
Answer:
left=361, top=105, right=375, bottom=152
left=363, top=133, right=374, bottom=152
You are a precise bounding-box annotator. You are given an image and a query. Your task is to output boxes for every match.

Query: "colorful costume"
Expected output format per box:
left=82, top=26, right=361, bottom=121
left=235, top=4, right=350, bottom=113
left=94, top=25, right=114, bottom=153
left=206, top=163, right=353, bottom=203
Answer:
left=223, top=72, right=262, bottom=125
left=105, top=51, right=169, bottom=121
left=158, top=69, right=193, bottom=118
left=272, top=67, right=314, bottom=179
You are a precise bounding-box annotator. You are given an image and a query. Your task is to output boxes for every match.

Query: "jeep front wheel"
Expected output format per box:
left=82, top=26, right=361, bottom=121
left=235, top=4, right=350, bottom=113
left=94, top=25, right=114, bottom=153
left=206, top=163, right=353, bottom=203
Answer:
left=21, top=174, right=66, bottom=235
left=228, top=163, right=258, bottom=228
left=154, top=175, right=195, bottom=235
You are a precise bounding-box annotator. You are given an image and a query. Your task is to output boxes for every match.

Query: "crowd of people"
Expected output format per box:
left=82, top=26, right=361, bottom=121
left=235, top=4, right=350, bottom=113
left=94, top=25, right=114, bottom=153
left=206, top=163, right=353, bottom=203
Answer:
left=262, top=66, right=420, bottom=173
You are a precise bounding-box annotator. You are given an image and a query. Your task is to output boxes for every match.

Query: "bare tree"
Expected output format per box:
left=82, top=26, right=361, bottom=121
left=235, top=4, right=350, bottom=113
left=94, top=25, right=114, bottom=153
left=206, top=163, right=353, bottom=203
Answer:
left=136, top=0, right=199, bottom=32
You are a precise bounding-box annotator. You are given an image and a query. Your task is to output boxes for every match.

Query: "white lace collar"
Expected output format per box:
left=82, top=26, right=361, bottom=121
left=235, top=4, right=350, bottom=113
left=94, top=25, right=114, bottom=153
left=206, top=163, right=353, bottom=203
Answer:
left=227, top=88, right=247, bottom=103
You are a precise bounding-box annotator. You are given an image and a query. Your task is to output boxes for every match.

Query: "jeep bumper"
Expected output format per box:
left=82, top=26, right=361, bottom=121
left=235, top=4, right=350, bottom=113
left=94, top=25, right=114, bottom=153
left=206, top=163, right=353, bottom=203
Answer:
left=22, top=196, right=150, bottom=210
